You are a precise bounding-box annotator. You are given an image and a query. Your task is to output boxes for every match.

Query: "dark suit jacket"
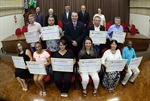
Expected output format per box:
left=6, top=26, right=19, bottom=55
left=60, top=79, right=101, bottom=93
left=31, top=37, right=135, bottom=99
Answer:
left=34, top=13, right=44, bottom=27
left=78, top=11, right=90, bottom=27
left=61, top=11, right=72, bottom=26
left=64, top=21, right=86, bottom=51
left=86, top=25, right=105, bottom=36
left=44, top=14, right=58, bottom=26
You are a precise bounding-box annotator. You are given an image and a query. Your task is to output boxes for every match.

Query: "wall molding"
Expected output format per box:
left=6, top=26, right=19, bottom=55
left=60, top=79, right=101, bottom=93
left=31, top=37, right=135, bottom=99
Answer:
left=129, top=6, right=150, bottom=9
left=0, top=6, right=24, bottom=10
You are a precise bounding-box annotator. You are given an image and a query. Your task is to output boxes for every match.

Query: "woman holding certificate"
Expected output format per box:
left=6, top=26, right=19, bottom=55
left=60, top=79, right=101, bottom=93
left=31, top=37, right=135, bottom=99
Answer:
left=15, top=41, right=33, bottom=91
left=102, top=40, right=122, bottom=92
left=33, top=42, right=51, bottom=96
left=79, top=37, right=99, bottom=96
left=53, top=38, right=76, bottom=97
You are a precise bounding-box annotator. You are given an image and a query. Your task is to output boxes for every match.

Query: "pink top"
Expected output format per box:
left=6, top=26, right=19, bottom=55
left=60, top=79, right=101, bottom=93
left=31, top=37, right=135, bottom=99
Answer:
left=33, top=50, right=50, bottom=64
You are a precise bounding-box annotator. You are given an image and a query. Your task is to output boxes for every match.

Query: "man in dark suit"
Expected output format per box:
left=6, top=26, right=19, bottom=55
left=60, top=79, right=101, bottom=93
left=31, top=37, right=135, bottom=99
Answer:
left=78, top=5, right=90, bottom=27
left=64, top=12, right=86, bottom=60
left=61, top=5, right=72, bottom=30
left=34, top=7, right=44, bottom=27
left=86, top=16, right=107, bottom=57
left=44, top=8, right=58, bottom=26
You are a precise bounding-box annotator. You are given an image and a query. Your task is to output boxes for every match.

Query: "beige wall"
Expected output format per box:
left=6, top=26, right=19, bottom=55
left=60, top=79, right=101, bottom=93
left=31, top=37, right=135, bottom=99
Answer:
left=130, top=0, right=150, bottom=38
left=0, top=0, right=24, bottom=16
left=130, top=0, right=150, bottom=15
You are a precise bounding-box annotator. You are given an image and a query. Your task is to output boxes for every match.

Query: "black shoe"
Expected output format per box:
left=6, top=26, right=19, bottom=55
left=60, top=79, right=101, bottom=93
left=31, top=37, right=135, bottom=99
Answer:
left=121, top=83, right=126, bottom=88
left=129, top=81, right=135, bottom=85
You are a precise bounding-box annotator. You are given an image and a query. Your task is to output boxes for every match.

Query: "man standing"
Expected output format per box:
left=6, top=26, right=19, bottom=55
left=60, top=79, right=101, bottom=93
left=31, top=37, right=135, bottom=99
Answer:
left=86, top=16, right=106, bottom=57
left=64, top=12, right=86, bottom=59
left=78, top=5, right=90, bottom=27
left=28, top=14, right=41, bottom=52
left=121, top=40, right=140, bottom=87
left=34, top=7, right=44, bottom=27
left=45, top=8, right=58, bottom=26
left=61, top=5, right=72, bottom=30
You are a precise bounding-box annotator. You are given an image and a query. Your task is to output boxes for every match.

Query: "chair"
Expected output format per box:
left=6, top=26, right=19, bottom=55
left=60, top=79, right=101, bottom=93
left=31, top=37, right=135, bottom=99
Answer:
left=15, top=28, right=22, bottom=36
left=130, top=24, right=137, bottom=35
left=121, top=23, right=129, bottom=32
left=43, top=49, right=52, bottom=83
left=58, top=20, right=63, bottom=28
left=106, top=21, right=113, bottom=31
left=22, top=26, right=28, bottom=35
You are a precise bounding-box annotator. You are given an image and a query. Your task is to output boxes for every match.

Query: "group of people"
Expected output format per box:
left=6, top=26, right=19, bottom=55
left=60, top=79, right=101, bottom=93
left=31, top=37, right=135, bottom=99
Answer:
left=14, top=5, right=140, bottom=98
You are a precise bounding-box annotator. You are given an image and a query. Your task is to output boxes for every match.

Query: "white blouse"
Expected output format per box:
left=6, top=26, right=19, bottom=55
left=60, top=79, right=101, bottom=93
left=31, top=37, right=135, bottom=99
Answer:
left=102, top=49, right=122, bottom=64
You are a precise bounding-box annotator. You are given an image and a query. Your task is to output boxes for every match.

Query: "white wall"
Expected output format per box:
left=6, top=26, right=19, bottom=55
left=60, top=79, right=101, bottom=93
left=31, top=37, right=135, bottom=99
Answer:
left=0, top=14, right=24, bottom=48
left=130, top=13, right=150, bottom=38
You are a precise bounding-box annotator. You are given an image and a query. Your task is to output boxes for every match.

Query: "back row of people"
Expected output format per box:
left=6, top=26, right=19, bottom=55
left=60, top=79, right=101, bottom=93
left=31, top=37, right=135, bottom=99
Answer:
left=34, top=5, right=106, bottom=29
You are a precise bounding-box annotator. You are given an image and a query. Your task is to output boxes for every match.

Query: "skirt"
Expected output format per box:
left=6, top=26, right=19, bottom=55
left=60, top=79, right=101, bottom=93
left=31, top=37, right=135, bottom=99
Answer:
left=102, top=71, right=120, bottom=90
left=15, top=68, right=30, bottom=79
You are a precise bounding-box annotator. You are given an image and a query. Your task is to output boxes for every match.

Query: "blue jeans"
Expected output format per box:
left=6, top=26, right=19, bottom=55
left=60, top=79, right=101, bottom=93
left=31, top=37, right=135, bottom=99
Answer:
left=30, top=46, right=36, bottom=53
left=93, top=45, right=101, bottom=57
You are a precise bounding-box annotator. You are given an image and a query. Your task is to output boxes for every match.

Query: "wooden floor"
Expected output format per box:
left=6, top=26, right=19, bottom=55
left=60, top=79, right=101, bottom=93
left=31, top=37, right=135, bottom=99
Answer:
left=0, top=58, right=150, bottom=101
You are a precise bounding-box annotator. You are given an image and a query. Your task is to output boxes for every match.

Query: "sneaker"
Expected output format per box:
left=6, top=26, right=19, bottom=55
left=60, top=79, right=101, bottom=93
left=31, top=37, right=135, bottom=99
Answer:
left=61, top=93, right=67, bottom=97
left=129, top=81, right=135, bottom=85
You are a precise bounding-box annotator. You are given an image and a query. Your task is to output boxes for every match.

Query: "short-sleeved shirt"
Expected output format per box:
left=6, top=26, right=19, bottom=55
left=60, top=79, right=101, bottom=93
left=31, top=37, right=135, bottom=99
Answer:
left=53, top=50, right=74, bottom=59
left=122, top=46, right=136, bottom=66
left=28, top=21, right=41, bottom=47
left=33, top=50, right=50, bottom=64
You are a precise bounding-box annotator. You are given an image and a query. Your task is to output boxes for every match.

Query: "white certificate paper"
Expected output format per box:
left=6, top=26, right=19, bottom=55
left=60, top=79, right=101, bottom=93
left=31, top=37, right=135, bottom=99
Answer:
left=128, top=57, right=143, bottom=69
left=106, top=59, right=127, bottom=72
left=26, top=61, right=46, bottom=75
left=24, top=31, right=39, bottom=43
left=112, top=30, right=126, bottom=43
left=79, top=58, right=102, bottom=72
left=51, top=58, right=73, bottom=72
left=41, top=26, right=60, bottom=40
left=89, top=30, right=107, bottom=44
left=12, top=56, right=26, bottom=69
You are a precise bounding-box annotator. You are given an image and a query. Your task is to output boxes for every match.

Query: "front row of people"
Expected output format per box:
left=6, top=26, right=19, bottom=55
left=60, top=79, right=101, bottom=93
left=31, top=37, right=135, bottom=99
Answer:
left=15, top=37, right=140, bottom=97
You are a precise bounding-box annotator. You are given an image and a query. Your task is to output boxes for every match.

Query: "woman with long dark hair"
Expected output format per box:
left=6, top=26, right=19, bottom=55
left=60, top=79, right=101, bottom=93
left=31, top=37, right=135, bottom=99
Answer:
left=79, top=37, right=99, bottom=96
left=15, top=41, right=33, bottom=91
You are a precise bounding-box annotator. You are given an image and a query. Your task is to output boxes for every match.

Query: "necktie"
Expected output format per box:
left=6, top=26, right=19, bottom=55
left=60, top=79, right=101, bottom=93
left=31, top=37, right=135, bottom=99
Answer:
left=73, top=22, right=76, bottom=30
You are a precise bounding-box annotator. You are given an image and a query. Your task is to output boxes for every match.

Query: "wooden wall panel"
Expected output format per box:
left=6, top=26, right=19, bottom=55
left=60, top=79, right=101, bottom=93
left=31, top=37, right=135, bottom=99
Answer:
left=36, top=0, right=129, bottom=23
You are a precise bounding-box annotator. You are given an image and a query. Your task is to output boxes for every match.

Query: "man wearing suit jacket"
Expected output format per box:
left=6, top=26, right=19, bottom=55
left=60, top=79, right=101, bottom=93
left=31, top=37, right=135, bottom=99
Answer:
left=44, top=8, right=58, bottom=26
left=86, top=16, right=107, bottom=57
left=61, top=5, right=72, bottom=30
left=34, top=7, right=44, bottom=27
left=78, top=5, right=90, bottom=27
left=64, top=12, right=86, bottom=60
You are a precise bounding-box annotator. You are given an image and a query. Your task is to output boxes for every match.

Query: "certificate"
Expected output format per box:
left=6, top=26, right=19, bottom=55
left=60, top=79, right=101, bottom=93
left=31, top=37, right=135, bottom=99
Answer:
left=128, top=57, right=143, bottom=69
left=89, top=30, right=107, bottom=44
left=24, top=31, right=39, bottom=43
left=26, top=61, right=46, bottom=75
left=79, top=58, right=102, bottom=72
left=51, top=58, right=73, bottom=72
left=112, top=30, right=126, bottom=43
left=12, top=56, right=26, bottom=69
left=106, top=59, right=127, bottom=72
left=41, top=26, right=60, bottom=40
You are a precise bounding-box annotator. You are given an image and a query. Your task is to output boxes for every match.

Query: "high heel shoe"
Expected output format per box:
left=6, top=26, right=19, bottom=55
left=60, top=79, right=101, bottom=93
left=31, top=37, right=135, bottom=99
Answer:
left=93, top=89, right=97, bottom=96
left=82, top=89, right=87, bottom=96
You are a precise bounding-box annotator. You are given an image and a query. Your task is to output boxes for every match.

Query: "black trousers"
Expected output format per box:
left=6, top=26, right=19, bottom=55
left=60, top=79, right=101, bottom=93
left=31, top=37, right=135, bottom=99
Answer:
left=53, top=71, right=72, bottom=93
